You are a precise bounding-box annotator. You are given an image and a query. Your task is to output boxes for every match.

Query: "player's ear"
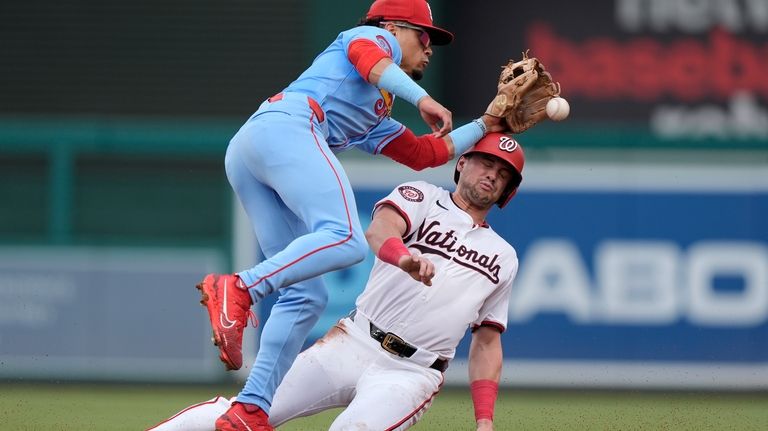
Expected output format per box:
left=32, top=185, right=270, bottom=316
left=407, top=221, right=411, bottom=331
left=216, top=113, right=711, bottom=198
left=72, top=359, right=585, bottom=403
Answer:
left=381, top=21, right=398, bottom=37
left=456, top=156, right=468, bottom=174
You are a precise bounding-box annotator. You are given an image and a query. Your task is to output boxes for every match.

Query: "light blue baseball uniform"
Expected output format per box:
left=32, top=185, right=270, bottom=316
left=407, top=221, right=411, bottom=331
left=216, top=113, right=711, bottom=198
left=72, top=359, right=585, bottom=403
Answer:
left=225, top=25, right=409, bottom=412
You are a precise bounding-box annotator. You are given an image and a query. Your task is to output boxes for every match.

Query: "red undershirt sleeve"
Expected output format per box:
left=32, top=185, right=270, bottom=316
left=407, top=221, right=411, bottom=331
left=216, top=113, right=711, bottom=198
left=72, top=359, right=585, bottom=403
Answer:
left=347, top=39, right=391, bottom=83
left=380, top=128, right=451, bottom=171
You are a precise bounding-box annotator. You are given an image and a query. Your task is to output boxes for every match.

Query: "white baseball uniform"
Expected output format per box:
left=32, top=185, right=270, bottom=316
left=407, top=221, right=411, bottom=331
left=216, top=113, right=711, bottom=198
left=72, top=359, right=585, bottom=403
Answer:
left=146, top=181, right=518, bottom=431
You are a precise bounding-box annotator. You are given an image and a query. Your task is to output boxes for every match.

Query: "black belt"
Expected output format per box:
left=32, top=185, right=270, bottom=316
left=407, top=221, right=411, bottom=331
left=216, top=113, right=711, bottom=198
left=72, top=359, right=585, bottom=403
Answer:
left=351, top=311, right=448, bottom=372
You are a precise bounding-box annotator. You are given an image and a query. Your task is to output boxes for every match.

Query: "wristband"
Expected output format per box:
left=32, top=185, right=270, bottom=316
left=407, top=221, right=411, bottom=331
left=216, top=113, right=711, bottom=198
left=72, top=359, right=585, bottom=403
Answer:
left=472, top=117, right=488, bottom=135
left=470, top=379, right=498, bottom=421
left=378, top=63, right=429, bottom=106
left=448, top=119, right=486, bottom=157
left=378, top=237, right=410, bottom=267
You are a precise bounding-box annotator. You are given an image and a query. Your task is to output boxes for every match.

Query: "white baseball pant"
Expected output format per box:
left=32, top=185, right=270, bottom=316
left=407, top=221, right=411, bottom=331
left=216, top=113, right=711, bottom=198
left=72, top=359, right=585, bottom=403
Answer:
left=147, top=317, right=444, bottom=430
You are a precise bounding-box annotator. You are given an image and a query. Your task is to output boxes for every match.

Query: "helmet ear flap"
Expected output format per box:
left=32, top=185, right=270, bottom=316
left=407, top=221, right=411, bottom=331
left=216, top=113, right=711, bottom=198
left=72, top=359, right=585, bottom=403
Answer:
left=497, top=186, right=517, bottom=208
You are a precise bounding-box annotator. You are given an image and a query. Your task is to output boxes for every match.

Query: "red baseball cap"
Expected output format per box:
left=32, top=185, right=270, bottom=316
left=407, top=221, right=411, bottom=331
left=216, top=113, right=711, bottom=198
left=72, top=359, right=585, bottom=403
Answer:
left=366, top=0, right=454, bottom=45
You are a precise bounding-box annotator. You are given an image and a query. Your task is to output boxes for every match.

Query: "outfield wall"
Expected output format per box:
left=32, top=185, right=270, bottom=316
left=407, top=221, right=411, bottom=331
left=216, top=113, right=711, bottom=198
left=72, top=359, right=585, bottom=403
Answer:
left=272, top=159, right=768, bottom=390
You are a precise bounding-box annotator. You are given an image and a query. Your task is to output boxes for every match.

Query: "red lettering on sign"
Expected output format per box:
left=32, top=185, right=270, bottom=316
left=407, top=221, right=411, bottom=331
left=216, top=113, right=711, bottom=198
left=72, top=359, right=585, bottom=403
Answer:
left=527, top=23, right=768, bottom=102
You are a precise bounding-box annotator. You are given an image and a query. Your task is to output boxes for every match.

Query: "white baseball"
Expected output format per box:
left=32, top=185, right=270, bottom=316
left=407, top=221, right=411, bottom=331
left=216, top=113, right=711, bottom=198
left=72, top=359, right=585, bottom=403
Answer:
left=546, top=97, right=570, bottom=121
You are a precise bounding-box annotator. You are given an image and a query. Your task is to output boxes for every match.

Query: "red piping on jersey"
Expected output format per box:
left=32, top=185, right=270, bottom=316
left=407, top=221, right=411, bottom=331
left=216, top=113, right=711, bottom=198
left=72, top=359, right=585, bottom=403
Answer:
left=472, top=320, right=506, bottom=333
left=347, top=39, right=391, bottom=83
left=144, top=396, right=226, bottom=430
left=248, top=110, right=354, bottom=289
left=373, top=124, right=406, bottom=154
left=375, top=200, right=412, bottom=237
left=384, top=376, right=444, bottom=430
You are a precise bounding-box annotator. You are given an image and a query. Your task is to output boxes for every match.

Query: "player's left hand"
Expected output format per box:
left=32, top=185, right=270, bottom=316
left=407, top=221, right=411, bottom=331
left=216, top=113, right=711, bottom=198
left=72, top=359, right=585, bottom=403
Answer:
left=417, top=96, right=453, bottom=138
left=485, top=51, right=561, bottom=134
left=397, top=253, right=435, bottom=286
left=476, top=419, right=494, bottom=431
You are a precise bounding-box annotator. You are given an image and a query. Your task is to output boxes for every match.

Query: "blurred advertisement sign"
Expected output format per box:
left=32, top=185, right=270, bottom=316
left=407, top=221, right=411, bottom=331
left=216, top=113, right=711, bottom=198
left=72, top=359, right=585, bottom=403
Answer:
left=446, top=0, right=768, bottom=147
left=0, top=247, right=226, bottom=382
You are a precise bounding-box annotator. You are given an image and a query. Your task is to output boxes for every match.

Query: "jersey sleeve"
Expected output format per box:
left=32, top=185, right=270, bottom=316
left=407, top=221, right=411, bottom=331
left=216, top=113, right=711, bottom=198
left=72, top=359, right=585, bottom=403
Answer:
left=355, top=117, right=406, bottom=155
left=342, top=26, right=403, bottom=66
left=373, top=181, right=436, bottom=238
left=472, top=253, right=518, bottom=332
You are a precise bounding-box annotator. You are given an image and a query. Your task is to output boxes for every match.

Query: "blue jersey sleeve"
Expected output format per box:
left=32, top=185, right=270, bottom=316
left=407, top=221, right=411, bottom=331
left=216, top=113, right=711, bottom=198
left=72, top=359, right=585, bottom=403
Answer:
left=354, top=117, right=407, bottom=155
left=341, top=26, right=403, bottom=67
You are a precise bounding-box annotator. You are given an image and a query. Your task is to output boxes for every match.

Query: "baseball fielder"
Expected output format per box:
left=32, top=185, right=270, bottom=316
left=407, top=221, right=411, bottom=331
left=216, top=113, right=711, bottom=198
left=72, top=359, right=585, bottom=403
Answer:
left=148, top=133, right=524, bottom=431
left=194, top=1, right=511, bottom=429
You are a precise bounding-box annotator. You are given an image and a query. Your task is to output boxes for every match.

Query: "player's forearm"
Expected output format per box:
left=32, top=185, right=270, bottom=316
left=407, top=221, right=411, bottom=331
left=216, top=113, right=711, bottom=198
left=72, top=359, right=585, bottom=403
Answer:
left=366, top=220, right=403, bottom=256
left=367, top=221, right=411, bottom=269
left=445, top=114, right=506, bottom=159
left=380, top=128, right=450, bottom=171
left=375, top=62, right=429, bottom=107
left=351, top=47, right=428, bottom=109
left=469, top=330, right=503, bottom=382
left=445, top=119, right=484, bottom=159
left=367, top=57, right=393, bottom=85
left=469, top=328, right=503, bottom=425
left=381, top=114, right=500, bottom=169
left=365, top=205, right=408, bottom=256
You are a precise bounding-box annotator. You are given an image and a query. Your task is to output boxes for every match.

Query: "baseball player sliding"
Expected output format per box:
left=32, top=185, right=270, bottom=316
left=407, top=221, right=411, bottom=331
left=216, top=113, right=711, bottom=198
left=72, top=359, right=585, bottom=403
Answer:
left=147, top=132, right=524, bottom=431
left=192, top=0, right=520, bottom=429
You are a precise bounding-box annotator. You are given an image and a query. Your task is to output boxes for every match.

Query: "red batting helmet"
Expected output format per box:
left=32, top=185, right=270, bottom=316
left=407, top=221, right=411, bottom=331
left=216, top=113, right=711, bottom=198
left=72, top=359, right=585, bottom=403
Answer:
left=453, top=133, right=525, bottom=208
left=366, top=0, right=454, bottom=45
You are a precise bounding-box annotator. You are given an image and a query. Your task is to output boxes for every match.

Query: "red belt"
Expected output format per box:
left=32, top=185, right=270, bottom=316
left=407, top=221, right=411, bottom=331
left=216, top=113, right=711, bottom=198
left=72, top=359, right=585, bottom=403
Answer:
left=268, top=93, right=325, bottom=123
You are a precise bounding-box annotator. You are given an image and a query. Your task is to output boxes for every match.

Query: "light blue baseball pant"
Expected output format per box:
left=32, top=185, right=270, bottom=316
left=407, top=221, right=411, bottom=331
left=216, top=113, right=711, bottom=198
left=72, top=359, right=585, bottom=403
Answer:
left=224, top=92, right=368, bottom=413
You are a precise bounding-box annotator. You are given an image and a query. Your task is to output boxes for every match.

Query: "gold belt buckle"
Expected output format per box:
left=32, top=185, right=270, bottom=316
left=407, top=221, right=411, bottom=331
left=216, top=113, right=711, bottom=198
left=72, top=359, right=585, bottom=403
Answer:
left=381, top=332, right=405, bottom=356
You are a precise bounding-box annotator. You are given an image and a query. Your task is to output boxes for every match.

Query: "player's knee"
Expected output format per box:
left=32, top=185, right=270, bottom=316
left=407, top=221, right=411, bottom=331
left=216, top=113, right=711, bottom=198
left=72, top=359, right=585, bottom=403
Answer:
left=326, top=225, right=367, bottom=266
left=346, top=233, right=367, bottom=264
left=316, top=224, right=367, bottom=270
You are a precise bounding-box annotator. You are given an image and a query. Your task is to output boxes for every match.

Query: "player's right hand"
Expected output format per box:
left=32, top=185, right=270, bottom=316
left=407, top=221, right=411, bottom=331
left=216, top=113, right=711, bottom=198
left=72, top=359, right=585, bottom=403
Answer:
left=417, top=96, right=452, bottom=138
left=397, top=253, right=435, bottom=286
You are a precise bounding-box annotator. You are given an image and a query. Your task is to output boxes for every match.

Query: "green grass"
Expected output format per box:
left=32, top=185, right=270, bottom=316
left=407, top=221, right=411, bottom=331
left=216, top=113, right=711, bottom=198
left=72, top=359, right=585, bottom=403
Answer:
left=0, top=382, right=766, bottom=430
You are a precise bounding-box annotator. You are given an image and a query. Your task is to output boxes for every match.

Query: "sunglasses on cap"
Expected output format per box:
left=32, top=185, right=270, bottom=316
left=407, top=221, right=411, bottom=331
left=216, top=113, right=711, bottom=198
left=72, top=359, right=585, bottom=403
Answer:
left=389, top=21, right=431, bottom=48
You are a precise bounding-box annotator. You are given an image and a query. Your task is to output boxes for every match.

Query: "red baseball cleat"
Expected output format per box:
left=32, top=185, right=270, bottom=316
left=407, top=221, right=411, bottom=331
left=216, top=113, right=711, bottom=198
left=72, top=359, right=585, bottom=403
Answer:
left=197, top=274, right=256, bottom=370
left=215, top=402, right=273, bottom=431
